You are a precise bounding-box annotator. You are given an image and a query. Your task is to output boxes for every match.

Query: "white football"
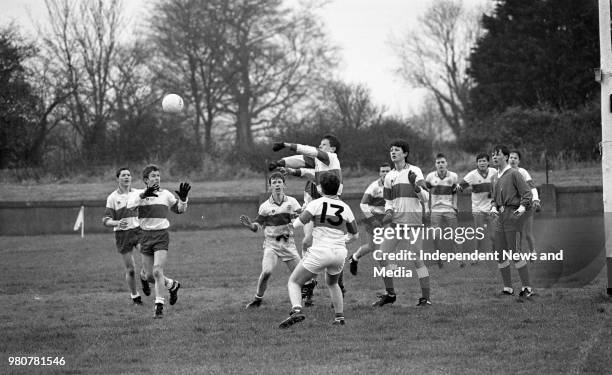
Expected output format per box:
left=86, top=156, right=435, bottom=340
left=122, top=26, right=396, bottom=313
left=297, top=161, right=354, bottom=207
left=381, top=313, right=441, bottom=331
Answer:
left=162, top=94, right=184, bottom=113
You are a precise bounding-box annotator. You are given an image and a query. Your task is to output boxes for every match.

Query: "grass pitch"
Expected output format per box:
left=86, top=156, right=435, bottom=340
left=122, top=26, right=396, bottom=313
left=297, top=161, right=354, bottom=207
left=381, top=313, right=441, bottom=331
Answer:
left=1, top=228, right=610, bottom=374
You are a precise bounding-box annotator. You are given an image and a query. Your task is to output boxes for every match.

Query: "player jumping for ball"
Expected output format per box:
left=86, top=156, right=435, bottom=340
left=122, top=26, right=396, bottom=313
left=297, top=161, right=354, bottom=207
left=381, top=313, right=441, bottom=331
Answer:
left=269, top=134, right=344, bottom=305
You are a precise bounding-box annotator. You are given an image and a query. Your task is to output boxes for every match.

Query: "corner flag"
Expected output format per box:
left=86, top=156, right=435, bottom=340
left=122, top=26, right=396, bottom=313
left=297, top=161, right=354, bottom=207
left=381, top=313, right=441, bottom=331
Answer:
left=73, top=206, right=84, bottom=238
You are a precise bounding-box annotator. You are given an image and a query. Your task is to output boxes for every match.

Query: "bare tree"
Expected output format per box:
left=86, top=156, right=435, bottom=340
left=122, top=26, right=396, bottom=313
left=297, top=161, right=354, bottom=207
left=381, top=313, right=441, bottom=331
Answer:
left=410, top=94, right=453, bottom=148
left=221, top=0, right=337, bottom=149
left=391, top=0, right=486, bottom=138
left=318, top=80, right=385, bottom=129
left=27, top=57, right=75, bottom=166
left=148, top=0, right=230, bottom=154
left=38, top=0, right=126, bottom=163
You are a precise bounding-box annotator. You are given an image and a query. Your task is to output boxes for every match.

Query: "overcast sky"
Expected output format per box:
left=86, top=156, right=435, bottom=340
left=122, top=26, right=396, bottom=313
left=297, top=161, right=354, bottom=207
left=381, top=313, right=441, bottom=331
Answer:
left=1, top=0, right=489, bottom=117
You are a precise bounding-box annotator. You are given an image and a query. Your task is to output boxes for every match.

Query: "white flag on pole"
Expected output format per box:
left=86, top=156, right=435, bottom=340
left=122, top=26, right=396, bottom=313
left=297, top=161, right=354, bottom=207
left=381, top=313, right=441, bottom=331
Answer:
left=73, top=206, right=84, bottom=237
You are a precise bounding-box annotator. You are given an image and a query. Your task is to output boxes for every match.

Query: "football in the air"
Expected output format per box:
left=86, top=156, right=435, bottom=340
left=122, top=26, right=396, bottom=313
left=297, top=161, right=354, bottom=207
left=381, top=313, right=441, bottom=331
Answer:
left=162, top=94, right=184, bottom=113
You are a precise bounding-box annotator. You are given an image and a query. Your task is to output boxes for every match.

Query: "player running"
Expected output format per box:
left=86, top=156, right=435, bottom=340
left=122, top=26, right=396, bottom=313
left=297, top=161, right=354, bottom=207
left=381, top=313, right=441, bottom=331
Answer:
left=279, top=172, right=358, bottom=328
left=103, top=167, right=146, bottom=304
left=240, top=172, right=302, bottom=309
left=127, top=164, right=190, bottom=318
left=347, top=162, right=391, bottom=275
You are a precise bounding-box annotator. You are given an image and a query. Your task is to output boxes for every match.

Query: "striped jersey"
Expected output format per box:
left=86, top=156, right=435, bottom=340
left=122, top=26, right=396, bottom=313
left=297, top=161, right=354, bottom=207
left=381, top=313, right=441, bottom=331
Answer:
left=294, top=145, right=343, bottom=196
left=384, top=165, right=429, bottom=225
left=425, top=171, right=458, bottom=213
left=254, top=195, right=301, bottom=240
left=461, top=168, right=497, bottom=212
left=360, top=179, right=385, bottom=219
left=302, top=196, right=357, bottom=250
left=516, top=167, right=539, bottom=201
left=127, top=189, right=187, bottom=230
left=103, top=189, right=140, bottom=231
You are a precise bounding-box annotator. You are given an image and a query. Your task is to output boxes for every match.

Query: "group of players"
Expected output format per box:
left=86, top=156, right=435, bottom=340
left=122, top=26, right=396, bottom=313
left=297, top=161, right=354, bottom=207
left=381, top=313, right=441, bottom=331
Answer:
left=103, top=164, right=191, bottom=319
left=103, top=134, right=541, bottom=327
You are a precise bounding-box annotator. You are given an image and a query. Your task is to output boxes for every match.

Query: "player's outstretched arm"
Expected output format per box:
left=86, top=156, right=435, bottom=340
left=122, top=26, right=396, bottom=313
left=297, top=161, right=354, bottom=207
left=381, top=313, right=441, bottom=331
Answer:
left=175, top=182, right=191, bottom=202
left=240, top=215, right=258, bottom=232
left=272, top=141, right=331, bottom=165
left=170, top=182, right=190, bottom=214
left=293, top=210, right=314, bottom=229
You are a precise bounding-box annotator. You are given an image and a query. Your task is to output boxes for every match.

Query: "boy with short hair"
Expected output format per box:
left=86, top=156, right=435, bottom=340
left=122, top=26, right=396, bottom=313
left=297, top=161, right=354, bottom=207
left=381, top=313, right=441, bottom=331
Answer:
left=348, top=162, right=391, bottom=275
left=426, top=153, right=462, bottom=268
left=103, top=167, right=146, bottom=304
left=240, top=172, right=302, bottom=308
left=128, top=164, right=190, bottom=318
left=279, top=172, right=358, bottom=328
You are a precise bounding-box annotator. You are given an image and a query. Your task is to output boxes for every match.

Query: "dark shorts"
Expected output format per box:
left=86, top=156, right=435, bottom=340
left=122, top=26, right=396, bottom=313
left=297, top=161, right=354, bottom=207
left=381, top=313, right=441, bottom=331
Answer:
left=495, top=209, right=527, bottom=233
left=114, top=228, right=141, bottom=254
left=140, top=230, right=170, bottom=256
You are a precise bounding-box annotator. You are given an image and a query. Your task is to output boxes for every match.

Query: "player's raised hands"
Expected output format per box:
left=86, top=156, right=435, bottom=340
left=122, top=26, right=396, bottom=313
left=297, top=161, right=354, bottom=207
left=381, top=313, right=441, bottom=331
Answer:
left=240, top=215, right=257, bottom=232
left=140, top=185, right=159, bottom=199
left=408, top=170, right=417, bottom=185
left=176, top=182, right=191, bottom=202
left=272, top=142, right=286, bottom=152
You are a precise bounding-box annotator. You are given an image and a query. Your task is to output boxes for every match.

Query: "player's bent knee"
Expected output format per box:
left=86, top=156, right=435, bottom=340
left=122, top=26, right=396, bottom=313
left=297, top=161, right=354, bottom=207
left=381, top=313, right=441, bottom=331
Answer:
left=152, top=266, right=164, bottom=279
left=325, top=275, right=339, bottom=286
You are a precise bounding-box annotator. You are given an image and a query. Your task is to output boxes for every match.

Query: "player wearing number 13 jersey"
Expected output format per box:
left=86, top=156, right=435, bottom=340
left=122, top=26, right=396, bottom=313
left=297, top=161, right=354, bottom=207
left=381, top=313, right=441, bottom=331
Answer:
left=279, top=172, right=358, bottom=329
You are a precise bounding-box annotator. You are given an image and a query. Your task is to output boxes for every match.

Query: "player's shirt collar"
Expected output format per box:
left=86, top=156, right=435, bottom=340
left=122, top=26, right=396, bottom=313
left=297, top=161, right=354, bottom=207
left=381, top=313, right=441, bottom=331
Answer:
left=477, top=168, right=489, bottom=179
left=394, top=162, right=410, bottom=171
left=116, top=187, right=133, bottom=195
left=497, top=164, right=511, bottom=178
left=268, top=194, right=287, bottom=206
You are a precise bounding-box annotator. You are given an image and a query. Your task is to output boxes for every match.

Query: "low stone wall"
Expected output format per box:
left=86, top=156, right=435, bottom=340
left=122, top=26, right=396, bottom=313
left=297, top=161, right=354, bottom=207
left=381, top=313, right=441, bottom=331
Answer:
left=0, top=185, right=603, bottom=236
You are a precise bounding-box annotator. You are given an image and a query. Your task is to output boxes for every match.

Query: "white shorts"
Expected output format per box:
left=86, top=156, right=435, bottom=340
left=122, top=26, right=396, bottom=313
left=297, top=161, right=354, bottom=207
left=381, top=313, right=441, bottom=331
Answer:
left=262, top=238, right=300, bottom=262
left=301, top=246, right=347, bottom=275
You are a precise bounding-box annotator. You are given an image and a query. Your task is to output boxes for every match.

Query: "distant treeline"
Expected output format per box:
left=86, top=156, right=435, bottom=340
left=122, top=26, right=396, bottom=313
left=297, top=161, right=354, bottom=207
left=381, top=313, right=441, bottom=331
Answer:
left=0, top=0, right=602, bottom=181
